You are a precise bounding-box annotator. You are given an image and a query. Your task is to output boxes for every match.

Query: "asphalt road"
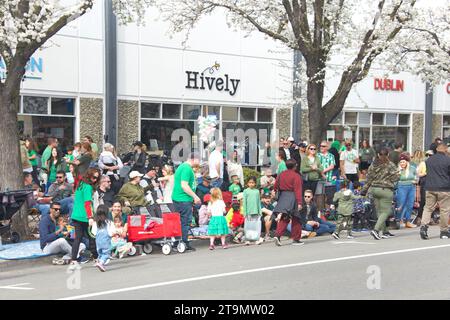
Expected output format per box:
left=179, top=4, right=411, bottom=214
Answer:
left=1, top=226, right=450, bottom=300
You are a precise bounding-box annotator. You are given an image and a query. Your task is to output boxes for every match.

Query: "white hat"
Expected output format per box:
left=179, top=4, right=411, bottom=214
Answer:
left=287, top=137, right=295, bottom=142
left=129, top=171, right=144, bottom=179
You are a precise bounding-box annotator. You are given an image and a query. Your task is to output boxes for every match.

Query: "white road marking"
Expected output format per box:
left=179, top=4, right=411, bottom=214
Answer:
left=0, top=283, right=34, bottom=290
left=332, top=241, right=376, bottom=245
left=59, top=243, right=450, bottom=300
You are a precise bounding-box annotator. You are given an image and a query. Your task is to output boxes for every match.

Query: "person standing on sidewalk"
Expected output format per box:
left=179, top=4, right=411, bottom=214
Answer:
left=273, top=160, right=304, bottom=246
left=419, top=143, right=450, bottom=240
left=361, top=148, right=400, bottom=240
left=69, top=168, right=100, bottom=270
left=396, top=153, right=418, bottom=229
left=172, top=153, right=201, bottom=251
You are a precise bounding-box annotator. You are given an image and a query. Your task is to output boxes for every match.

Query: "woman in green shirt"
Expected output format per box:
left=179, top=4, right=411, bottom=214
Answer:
left=46, top=147, right=66, bottom=191
left=69, top=168, right=100, bottom=269
left=359, top=139, right=376, bottom=172
left=276, top=149, right=287, bottom=176
left=300, top=144, right=323, bottom=195
left=26, top=137, right=40, bottom=186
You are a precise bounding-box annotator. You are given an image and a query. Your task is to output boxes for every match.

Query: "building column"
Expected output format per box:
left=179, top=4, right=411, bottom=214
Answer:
left=424, top=82, right=433, bottom=149
left=117, top=100, right=139, bottom=154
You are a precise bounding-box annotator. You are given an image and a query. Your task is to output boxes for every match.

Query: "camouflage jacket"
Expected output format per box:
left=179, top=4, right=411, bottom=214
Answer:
left=362, top=160, right=400, bottom=193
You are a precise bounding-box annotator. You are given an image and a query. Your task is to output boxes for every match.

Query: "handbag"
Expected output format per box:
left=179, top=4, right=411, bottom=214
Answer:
left=244, top=215, right=261, bottom=241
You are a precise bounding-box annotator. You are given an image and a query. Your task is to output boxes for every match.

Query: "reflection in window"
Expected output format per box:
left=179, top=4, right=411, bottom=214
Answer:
left=330, top=112, right=343, bottom=124
left=23, top=96, right=48, bottom=114
left=372, top=113, right=384, bottom=125
left=203, top=106, right=221, bottom=120
left=141, top=103, right=160, bottom=118
left=372, top=127, right=408, bottom=151
left=141, top=120, right=194, bottom=155
left=222, top=107, right=238, bottom=121
left=399, top=114, right=410, bottom=126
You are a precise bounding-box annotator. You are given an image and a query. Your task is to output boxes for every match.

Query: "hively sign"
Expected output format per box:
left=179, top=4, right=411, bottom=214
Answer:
left=374, top=78, right=404, bottom=92
left=185, top=62, right=240, bottom=96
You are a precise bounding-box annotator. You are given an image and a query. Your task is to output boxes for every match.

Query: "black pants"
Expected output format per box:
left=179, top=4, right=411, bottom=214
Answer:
left=71, top=220, right=97, bottom=260
left=31, top=166, right=40, bottom=187
left=418, top=181, right=426, bottom=218
left=346, top=174, right=359, bottom=184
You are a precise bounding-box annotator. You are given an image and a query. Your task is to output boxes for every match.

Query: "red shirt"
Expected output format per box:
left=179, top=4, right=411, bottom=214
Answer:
left=274, top=169, right=303, bottom=205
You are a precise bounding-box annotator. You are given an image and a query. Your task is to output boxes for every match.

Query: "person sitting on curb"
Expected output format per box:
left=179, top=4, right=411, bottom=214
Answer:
left=39, top=202, right=86, bottom=265
left=261, top=191, right=277, bottom=241
left=47, top=171, right=74, bottom=216
left=24, top=172, right=51, bottom=216
left=302, top=190, right=336, bottom=237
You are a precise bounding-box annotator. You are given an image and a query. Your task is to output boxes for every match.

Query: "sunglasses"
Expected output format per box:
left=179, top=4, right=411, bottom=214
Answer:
left=56, top=176, right=64, bottom=179
left=309, top=148, right=316, bottom=150
left=304, top=196, right=312, bottom=198
left=52, top=208, right=61, bottom=212
left=92, top=176, right=99, bottom=180
left=426, top=154, right=431, bottom=157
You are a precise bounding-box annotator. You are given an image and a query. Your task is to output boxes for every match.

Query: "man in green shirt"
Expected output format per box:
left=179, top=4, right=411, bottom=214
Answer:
left=41, top=137, right=58, bottom=170
left=172, top=153, right=201, bottom=251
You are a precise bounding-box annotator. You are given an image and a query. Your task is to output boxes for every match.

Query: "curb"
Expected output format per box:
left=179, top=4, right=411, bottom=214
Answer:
left=0, top=255, right=55, bottom=272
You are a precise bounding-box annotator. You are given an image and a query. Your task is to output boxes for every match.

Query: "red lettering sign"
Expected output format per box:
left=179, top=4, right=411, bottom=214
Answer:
left=374, top=78, right=404, bottom=92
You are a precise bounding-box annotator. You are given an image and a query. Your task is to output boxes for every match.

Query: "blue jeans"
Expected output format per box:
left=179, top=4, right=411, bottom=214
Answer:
left=173, top=201, right=193, bottom=244
left=396, top=184, right=415, bottom=222
left=304, top=219, right=336, bottom=235
left=34, top=204, right=50, bottom=216
left=210, top=178, right=223, bottom=189
left=96, top=228, right=111, bottom=264
left=58, top=197, right=74, bottom=216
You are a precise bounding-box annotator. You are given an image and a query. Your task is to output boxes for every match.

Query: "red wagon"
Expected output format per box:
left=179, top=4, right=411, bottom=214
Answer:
left=127, top=211, right=185, bottom=256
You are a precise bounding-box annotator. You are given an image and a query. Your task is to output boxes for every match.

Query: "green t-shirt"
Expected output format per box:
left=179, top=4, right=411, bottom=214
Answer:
left=41, top=146, right=52, bottom=170
left=243, top=188, right=261, bottom=216
left=71, top=182, right=94, bottom=223
left=277, top=160, right=287, bottom=175
left=28, top=150, right=38, bottom=167
left=64, top=154, right=74, bottom=172
left=229, top=183, right=242, bottom=195
left=49, top=162, right=58, bottom=183
left=172, top=162, right=196, bottom=202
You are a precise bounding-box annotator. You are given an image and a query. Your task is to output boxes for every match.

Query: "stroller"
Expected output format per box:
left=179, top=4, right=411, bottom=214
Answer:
left=0, top=189, right=34, bottom=243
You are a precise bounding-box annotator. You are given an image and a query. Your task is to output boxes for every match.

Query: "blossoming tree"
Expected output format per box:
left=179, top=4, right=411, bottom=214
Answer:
left=154, top=0, right=449, bottom=143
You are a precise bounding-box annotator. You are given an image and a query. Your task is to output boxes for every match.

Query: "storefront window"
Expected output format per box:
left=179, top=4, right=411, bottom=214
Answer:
left=51, top=98, right=75, bottom=116
left=345, top=112, right=357, bottom=125
left=23, top=96, right=48, bottom=114
left=183, top=105, right=201, bottom=120
left=162, top=104, right=181, bottom=119
left=443, top=115, right=450, bottom=143
left=372, top=126, right=408, bottom=151
left=258, top=109, right=272, bottom=122
left=141, top=120, right=195, bottom=154
left=399, top=114, right=410, bottom=125
left=372, top=113, right=384, bottom=125
left=203, top=106, right=220, bottom=119
left=222, top=107, right=238, bottom=121
left=240, top=108, right=256, bottom=121
left=141, top=102, right=160, bottom=118
left=18, top=115, right=74, bottom=153
left=385, top=113, right=398, bottom=126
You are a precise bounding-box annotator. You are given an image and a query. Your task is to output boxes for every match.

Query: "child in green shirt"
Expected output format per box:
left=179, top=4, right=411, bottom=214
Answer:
left=228, top=175, right=243, bottom=196
left=243, top=177, right=263, bottom=245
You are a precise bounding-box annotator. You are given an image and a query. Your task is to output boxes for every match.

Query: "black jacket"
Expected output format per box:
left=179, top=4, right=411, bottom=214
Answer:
left=425, top=153, right=450, bottom=192
left=289, top=146, right=302, bottom=169
left=131, top=152, right=147, bottom=174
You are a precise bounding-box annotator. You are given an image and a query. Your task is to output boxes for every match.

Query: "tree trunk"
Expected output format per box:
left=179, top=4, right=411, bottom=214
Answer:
left=305, top=61, right=327, bottom=145
left=0, top=89, right=29, bottom=238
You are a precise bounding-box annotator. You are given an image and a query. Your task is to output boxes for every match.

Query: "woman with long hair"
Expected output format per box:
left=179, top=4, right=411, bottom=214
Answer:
left=73, top=142, right=93, bottom=178
left=276, top=149, right=287, bottom=175
left=359, top=139, right=376, bottom=172
left=411, top=150, right=425, bottom=168
left=361, top=148, right=400, bottom=240
left=300, top=144, right=323, bottom=195
left=396, top=153, right=418, bottom=228
left=227, top=150, right=244, bottom=186
left=69, top=168, right=100, bottom=270
left=158, top=165, right=175, bottom=204
left=25, top=137, right=40, bottom=186
left=46, top=147, right=66, bottom=191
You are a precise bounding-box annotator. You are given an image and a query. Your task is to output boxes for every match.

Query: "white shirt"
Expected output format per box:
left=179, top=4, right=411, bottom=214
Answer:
left=340, top=149, right=359, bottom=174
left=284, top=148, right=291, bottom=160
left=209, top=150, right=224, bottom=179
left=208, top=200, right=226, bottom=217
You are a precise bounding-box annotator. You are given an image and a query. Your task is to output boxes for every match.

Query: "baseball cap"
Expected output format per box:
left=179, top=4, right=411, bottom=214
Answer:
left=129, top=171, right=144, bottom=179
left=287, top=137, right=295, bottom=142
left=262, top=191, right=271, bottom=198
left=399, top=153, right=410, bottom=162
left=203, top=194, right=212, bottom=203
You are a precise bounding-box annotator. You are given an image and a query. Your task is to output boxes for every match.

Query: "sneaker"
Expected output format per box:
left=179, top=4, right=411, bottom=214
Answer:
left=256, top=238, right=264, bottom=245
left=222, top=244, right=229, bottom=249
left=68, top=261, right=80, bottom=272
left=332, top=232, right=340, bottom=240
left=380, top=233, right=389, bottom=239
left=347, top=234, right=355, bottom=239
left=440, top=231, right=449, bottom=239
left=119, top=243, right=133, bottom=259
left=232, top=237, right=240, bottom=244
left=245, top=241, right=250, bottom=246
left=95, top=262, right=106, bottom=272
left=371, top=230, right=381, bottom=240
left=274, top=237, right=281, bottom=247
left=104, top=258, right=111, bottom=266
left=405, top=222, right=417, bottom=228
left=420, top=225, right=429, bottom=240
left=209, top=245, right=215, bottom=250
left=308, top=232, right=317, bottom=238
left=292, top=240, right=305, bottom=246
left=383, top=232, right=395, bottom=237
left=52, top=258, right=65, bottom=265
left=185, top=245, right=196, bottom=252
left=264, top=235, right=271, bottom=242
left=78, top=256, right=91, bottom=264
